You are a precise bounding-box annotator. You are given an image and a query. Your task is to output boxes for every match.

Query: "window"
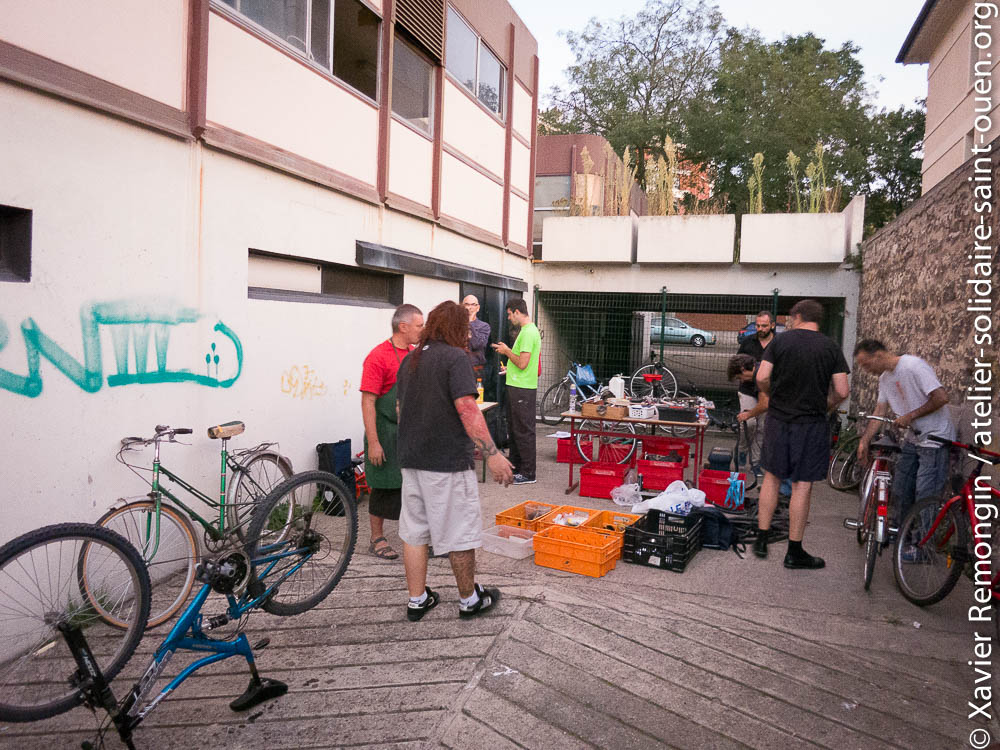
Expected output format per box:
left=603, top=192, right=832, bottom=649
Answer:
left=248, top=251, right=402, bottom=307
left=392, top=35, right=434, bottom=134
left=0, top=205, right=31, bottom=283
left=220, top=0, right=379, bottom=101
left=445, top=6, right=505, bottom=117
left=534, top=175, right=571, bottom=209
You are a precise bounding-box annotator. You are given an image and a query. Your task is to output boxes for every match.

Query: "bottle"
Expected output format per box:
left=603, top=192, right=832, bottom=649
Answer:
left=569, top=382, right=578, bottom=412
left=476, top=379, right=484, bottom=403
left=697, top=401, right=707, bottom=424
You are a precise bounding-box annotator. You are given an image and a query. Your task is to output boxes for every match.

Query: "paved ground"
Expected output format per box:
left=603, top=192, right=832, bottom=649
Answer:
left=4, top=426, right=992, bottom=749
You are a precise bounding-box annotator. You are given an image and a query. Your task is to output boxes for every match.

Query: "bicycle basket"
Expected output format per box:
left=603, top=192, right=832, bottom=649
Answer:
left=574, top=364, right=597, bottom=386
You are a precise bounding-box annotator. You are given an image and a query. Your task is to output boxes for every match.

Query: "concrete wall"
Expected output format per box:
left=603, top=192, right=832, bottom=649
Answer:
left=636, top=215, right=735, bottom=263
left=541, top=217, right=635, bottom=263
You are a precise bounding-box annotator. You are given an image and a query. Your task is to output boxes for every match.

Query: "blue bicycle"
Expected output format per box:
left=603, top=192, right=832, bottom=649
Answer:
left=539, top=362, right=610, bottom=426
left=0, top=465, right=357, bottom=748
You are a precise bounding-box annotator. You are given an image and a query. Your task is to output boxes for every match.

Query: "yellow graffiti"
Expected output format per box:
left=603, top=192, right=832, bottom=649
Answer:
left=343, top=378, right=351, bottom=395
left=281, top=365, right=328, bottom=400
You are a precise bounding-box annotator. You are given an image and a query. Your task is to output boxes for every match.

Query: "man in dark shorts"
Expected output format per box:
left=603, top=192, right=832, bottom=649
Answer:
left=360, top=303, right=423, bottom=560
left=754, top=299, right=850, bottom=569
left=396, top=301, right=513, bottom=622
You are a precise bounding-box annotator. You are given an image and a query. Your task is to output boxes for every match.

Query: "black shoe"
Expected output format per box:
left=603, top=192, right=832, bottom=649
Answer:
left=406, top=586, right=440, bottom=622
left=752, top=530, right=768, bottom=559
left=459, top=583, right=501, bottom=618
left=783, top=552, right=825, bottom=570
left=512, top=474, right=536, bottom=485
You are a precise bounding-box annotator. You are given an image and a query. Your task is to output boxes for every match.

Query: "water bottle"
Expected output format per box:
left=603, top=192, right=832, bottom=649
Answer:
left=476, top=379, right=484, bottom=403
left=569, top=383, right=578, bottom=412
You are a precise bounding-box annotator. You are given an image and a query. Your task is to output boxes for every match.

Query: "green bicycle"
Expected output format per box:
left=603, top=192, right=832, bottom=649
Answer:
left=92, top=422, right=293, bottom=628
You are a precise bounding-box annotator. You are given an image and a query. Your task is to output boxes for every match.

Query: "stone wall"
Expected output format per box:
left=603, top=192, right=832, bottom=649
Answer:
left=857, top=139, right=999, bottom=445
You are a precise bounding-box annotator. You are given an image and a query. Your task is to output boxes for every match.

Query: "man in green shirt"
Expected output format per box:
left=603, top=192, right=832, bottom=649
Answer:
left=492, top=299, right=541, bottom=485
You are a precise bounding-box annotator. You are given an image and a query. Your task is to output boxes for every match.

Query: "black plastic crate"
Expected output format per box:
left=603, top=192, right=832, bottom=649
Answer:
left=623, top=540, right=700, bottom=572
left=636, top=508, right=701, bottom=537
left=622, top=511, right=703, bottom=573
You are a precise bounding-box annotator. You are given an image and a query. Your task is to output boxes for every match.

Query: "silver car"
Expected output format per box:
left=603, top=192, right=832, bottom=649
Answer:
left=650, top=317, right=717, bottom=347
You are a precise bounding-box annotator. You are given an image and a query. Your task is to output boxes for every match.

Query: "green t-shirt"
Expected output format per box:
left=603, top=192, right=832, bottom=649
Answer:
left=506, top=322, right=541, bottom=390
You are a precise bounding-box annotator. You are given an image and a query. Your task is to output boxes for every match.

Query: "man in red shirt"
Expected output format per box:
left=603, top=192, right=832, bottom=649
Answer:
left=360, top=303, right=424, bottom=559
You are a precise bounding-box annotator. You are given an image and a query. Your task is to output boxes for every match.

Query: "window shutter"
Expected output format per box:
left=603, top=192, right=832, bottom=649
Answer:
left=394, top=0, right=444, bottom=62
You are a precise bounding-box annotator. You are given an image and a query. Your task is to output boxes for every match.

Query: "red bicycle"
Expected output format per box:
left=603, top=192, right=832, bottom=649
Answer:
left=892, top=436, right=1000, bottom=606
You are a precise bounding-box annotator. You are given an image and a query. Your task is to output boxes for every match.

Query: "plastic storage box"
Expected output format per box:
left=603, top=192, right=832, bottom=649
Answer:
left=622, top=509, right=703, bottom=572
left=537, top=505, right=599, bottom=531
left=481, top=525, right=536, bottom=559
left=640, top=437, right=690, bottom=467
left=532, top=525, right=620, bottom=577
left=699, top=470, right=746, bottom=506
left=556, top=437, right=576, bottom=464
left=495, top=501, right=557, bottom=531
left=636, top=459, right=685, bottom=491
left=579, top=463, right=627, bottom=499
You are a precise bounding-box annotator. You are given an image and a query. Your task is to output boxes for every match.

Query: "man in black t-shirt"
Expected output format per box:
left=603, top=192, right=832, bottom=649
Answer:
left=737, top=310, right=776, bottom=361
left=396, top=301, right=513, bottom=623
left=754, top=300, right=850, bottom=570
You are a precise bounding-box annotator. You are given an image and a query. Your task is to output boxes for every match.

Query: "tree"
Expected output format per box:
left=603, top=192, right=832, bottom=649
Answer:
left=549, top=0, right=725, bottom=186
left=862, top=103, right=925, bottom=234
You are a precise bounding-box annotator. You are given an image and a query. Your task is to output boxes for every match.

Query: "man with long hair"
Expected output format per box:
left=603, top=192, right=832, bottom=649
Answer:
left=396, top=301, right=513, bottom=622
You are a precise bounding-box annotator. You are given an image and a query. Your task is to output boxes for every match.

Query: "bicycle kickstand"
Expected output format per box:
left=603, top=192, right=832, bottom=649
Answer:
left=229, top=633, right=288, bottom=712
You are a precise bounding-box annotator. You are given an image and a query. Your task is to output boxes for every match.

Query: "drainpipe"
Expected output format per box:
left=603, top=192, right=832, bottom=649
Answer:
left=659, top=286, right=667, bottom=364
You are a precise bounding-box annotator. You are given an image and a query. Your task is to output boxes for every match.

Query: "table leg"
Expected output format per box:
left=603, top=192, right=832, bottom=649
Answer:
left=566, top=415, right=579, bottom=494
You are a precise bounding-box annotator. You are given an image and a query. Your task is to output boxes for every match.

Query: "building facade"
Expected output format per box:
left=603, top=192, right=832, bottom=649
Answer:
left=0, top=0, right=538, bottom=534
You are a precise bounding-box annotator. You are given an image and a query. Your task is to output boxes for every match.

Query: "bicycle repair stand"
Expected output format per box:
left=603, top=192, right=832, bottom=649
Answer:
left=61, top=581, right=287, bottom=749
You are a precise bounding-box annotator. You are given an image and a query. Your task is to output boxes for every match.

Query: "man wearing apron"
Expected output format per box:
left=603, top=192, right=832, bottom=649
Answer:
left=360, top=304, right=424, bottom=559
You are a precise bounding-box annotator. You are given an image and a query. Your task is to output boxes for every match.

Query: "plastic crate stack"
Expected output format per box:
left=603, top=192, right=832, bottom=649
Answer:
left=622, top=508, right=703, bottom=573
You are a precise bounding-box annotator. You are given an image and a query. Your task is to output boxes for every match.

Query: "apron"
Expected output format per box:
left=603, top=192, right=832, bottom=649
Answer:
left=364, top=341, right=404, bottom=489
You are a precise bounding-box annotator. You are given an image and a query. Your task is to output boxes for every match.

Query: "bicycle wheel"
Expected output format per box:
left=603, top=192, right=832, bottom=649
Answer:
left=245, top=471, right=357, bottom=616
left=576, top=420, right=637, bottom=464
left=828, top=439, right=861, bottom=491
left=629, top=364, right=678, bottom=400
left=862, top=489, right=879, bottom=591
left=540, top=381, right=570, bottom=426
left=92, top=501, right=198, bottom=628
left=0, top=524, right=150, bottom=722
left=227, top=450, right=294, bottom=540
left=892, top=497, right=967, bottom=606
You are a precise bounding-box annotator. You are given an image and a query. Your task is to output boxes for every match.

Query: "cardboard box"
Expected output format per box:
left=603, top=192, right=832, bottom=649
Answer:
left=581, top=401, right=628, bottom=419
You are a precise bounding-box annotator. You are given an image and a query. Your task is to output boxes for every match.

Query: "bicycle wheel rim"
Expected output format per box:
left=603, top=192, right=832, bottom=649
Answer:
left=540, top=382, right=568, bottom=426
left=629, top=366, right=656, bottom=400
left=863, top=521, right=878, bottom=590
left=575, top=420, right=636, bottom=464
left=93, top=502, right=197, bottom=628
left=893, top=499, right=966, bottom=606
left=227, top=452, right=294, bottom=540
left=246, top=471, right=358, bottom=616
left=0, top=524, right=150, bottom=722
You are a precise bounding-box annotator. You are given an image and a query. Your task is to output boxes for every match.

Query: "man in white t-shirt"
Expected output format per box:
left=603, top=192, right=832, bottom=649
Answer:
left=853, top=339, right=954, bottom=524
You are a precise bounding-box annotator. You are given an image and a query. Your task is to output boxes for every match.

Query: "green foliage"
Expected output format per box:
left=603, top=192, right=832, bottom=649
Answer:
left=786, top=151, right=802, bottom=213
left=862, top=103, right=925, bottom=234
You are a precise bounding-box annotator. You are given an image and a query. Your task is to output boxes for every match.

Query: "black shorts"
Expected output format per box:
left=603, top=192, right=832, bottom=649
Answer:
left=368, top=487, right=401, bottom=520
left=761, top=417, right=830, bottom=483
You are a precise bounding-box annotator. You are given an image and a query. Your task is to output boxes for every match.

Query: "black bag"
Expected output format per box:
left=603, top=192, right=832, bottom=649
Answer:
left=692, top=506, right=745, bottom=556
left=316, top=440, right=354, bottom=516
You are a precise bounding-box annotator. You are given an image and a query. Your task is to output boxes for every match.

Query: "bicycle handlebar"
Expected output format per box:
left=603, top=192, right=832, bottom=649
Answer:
left=121, top=426, right=193, bottom=447
left=925, top=434, right=1000, bottom=464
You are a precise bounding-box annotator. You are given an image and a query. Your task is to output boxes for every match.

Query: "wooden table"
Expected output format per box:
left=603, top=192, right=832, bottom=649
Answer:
left=562, top=410, right=706, bottom=495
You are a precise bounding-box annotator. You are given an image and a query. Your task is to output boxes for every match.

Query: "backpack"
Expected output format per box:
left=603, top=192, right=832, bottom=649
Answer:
left=693, top=505, right=746, bottom=556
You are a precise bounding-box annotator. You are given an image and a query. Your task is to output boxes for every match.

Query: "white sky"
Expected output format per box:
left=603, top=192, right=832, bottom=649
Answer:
left=508, top=0, right=929, bottom=111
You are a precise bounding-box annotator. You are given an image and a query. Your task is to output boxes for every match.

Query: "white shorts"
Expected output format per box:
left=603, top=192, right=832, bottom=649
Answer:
left=399, top=468, right=483, bottom=554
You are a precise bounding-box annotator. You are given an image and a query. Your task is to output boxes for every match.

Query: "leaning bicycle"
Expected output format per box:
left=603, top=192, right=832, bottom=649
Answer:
left=540, top=362, right=618, bottom=426
left=95, top=422, right=292, bottom=628
left=0, top=470, right=357, bottom=748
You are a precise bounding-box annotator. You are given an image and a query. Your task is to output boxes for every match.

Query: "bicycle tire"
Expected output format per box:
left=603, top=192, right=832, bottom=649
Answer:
left=91, top=500, right=198, bottom=629
left=855, top=461, right=877, bottom=545
left=863, top=502, right=878, bottom=591
left=540, top=381, right=569, bottom=426
left=0, top=523, right=150, bottom=722
left=892, top=497, right=967, bottom=606
left=575, top=419, right=637, bottom=464
left=827, top=438, right=861, bottom=491
left=227, top=450, right=295, bottom=540
left=629, top=364, right=678, bottom=401
left=245, top=471, right=357, bottom=616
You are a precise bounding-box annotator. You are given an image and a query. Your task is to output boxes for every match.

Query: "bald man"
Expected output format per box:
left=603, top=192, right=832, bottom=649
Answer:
left=463, top=295, right=491, bottom=379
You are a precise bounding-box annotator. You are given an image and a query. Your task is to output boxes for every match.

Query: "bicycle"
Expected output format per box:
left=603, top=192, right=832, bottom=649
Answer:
left=96, top=423, right=292, bottom=628
left=0, top=470, right=357, bottom=748
left=540, top=362, right=617, bottom=426
left=892, top=436, right=1000, bottom=606
left=842, top=414, right=902, bottom=590
left=828, top=414, right=864, bottom=492
left=629, top=353, right=679, bottom=402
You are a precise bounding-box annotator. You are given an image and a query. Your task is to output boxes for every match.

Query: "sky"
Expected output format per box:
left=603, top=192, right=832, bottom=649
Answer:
left=507, top=0, right=929, bottom=112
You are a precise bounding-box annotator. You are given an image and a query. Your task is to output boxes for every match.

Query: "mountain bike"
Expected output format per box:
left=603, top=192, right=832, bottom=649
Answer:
left=0, top=470, right=357, bottom=748
left=842, top=414, right=901, bottom=590
left=540, top=362, right=618, bottom=426
left=892, top=436, right=1000, bottom=606
left=96, top=423, right=292, bottom=628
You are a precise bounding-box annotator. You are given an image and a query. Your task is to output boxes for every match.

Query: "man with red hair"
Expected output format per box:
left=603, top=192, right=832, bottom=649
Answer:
left=396, top=301, right=514, bottom=622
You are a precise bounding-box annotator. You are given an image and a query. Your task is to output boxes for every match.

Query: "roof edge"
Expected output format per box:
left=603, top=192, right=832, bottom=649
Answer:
left=897, top=0, right=940, bottom=63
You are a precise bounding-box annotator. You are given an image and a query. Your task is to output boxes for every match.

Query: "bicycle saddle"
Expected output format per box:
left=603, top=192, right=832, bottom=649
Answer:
left=871, top=433, right=900, bottom=452
left=208, top=420, right=245, bottom=439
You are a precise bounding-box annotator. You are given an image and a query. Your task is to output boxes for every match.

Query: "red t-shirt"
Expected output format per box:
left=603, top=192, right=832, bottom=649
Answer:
left=360, top=340, right=412, bottom=397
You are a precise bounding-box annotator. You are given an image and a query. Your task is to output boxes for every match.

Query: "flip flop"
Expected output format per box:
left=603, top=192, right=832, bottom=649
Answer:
left=369, top=536, right=399, bottom=559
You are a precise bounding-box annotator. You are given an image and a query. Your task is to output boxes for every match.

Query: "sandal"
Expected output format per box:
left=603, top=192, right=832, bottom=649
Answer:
left=368, top=536, right=399, bottom=560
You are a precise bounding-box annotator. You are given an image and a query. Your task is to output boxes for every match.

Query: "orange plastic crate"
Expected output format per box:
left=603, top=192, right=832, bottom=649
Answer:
left=536, top=505, right=600, bottom=532
left=495, top=500, right=557, bottom=531
left=584, top=511, right=642, bottom=536
left=532, top=525, right=620, bottom=578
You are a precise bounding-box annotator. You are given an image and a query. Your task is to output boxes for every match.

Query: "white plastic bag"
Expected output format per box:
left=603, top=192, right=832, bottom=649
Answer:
left=610, top=482, right=642, bottom=507
left=631, top=480, right=706, bottom=514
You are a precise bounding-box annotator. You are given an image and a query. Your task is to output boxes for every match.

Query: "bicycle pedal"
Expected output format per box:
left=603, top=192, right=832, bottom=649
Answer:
left=253, top=638, right=271, bottom=650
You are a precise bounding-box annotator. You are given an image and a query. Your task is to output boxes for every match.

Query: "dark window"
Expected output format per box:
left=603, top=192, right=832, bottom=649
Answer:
left=321, top=263, right=402, bottom=305
left=248, top=250, right=401, bottom=307
left=392, top=34, right=435, bottom=134
left=445, top=5, right=505, bottom=117
left=333, top=0, right=379, bottom=100
left=0, top=205, right=31, bottom=283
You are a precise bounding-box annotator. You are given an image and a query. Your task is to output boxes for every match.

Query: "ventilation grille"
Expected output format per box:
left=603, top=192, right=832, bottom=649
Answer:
left=395, top=0, right=444, bottom=61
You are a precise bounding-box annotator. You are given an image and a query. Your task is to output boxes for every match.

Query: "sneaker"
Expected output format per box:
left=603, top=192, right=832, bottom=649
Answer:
left=752, top=530, right=768, bottom=559
left=459, top=583, right=501, bottom=618
left=512, top=474, right=536, bottom=485
left=783, top=552, right=826, bottom=570
left=406, top=586, right=439, bottom=622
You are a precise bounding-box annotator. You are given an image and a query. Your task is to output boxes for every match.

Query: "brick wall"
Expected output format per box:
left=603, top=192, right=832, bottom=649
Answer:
left=856, top=140, right=999, bottom=445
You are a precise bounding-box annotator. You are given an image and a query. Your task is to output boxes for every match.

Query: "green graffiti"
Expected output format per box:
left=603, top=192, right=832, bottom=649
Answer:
left=0, top=300, right=242, bottom=398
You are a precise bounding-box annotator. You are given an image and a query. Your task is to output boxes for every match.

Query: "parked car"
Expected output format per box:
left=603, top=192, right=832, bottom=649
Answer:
left=737, top=322, right=786, bottom=344
left=650, top=317, right=716, bottom=347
